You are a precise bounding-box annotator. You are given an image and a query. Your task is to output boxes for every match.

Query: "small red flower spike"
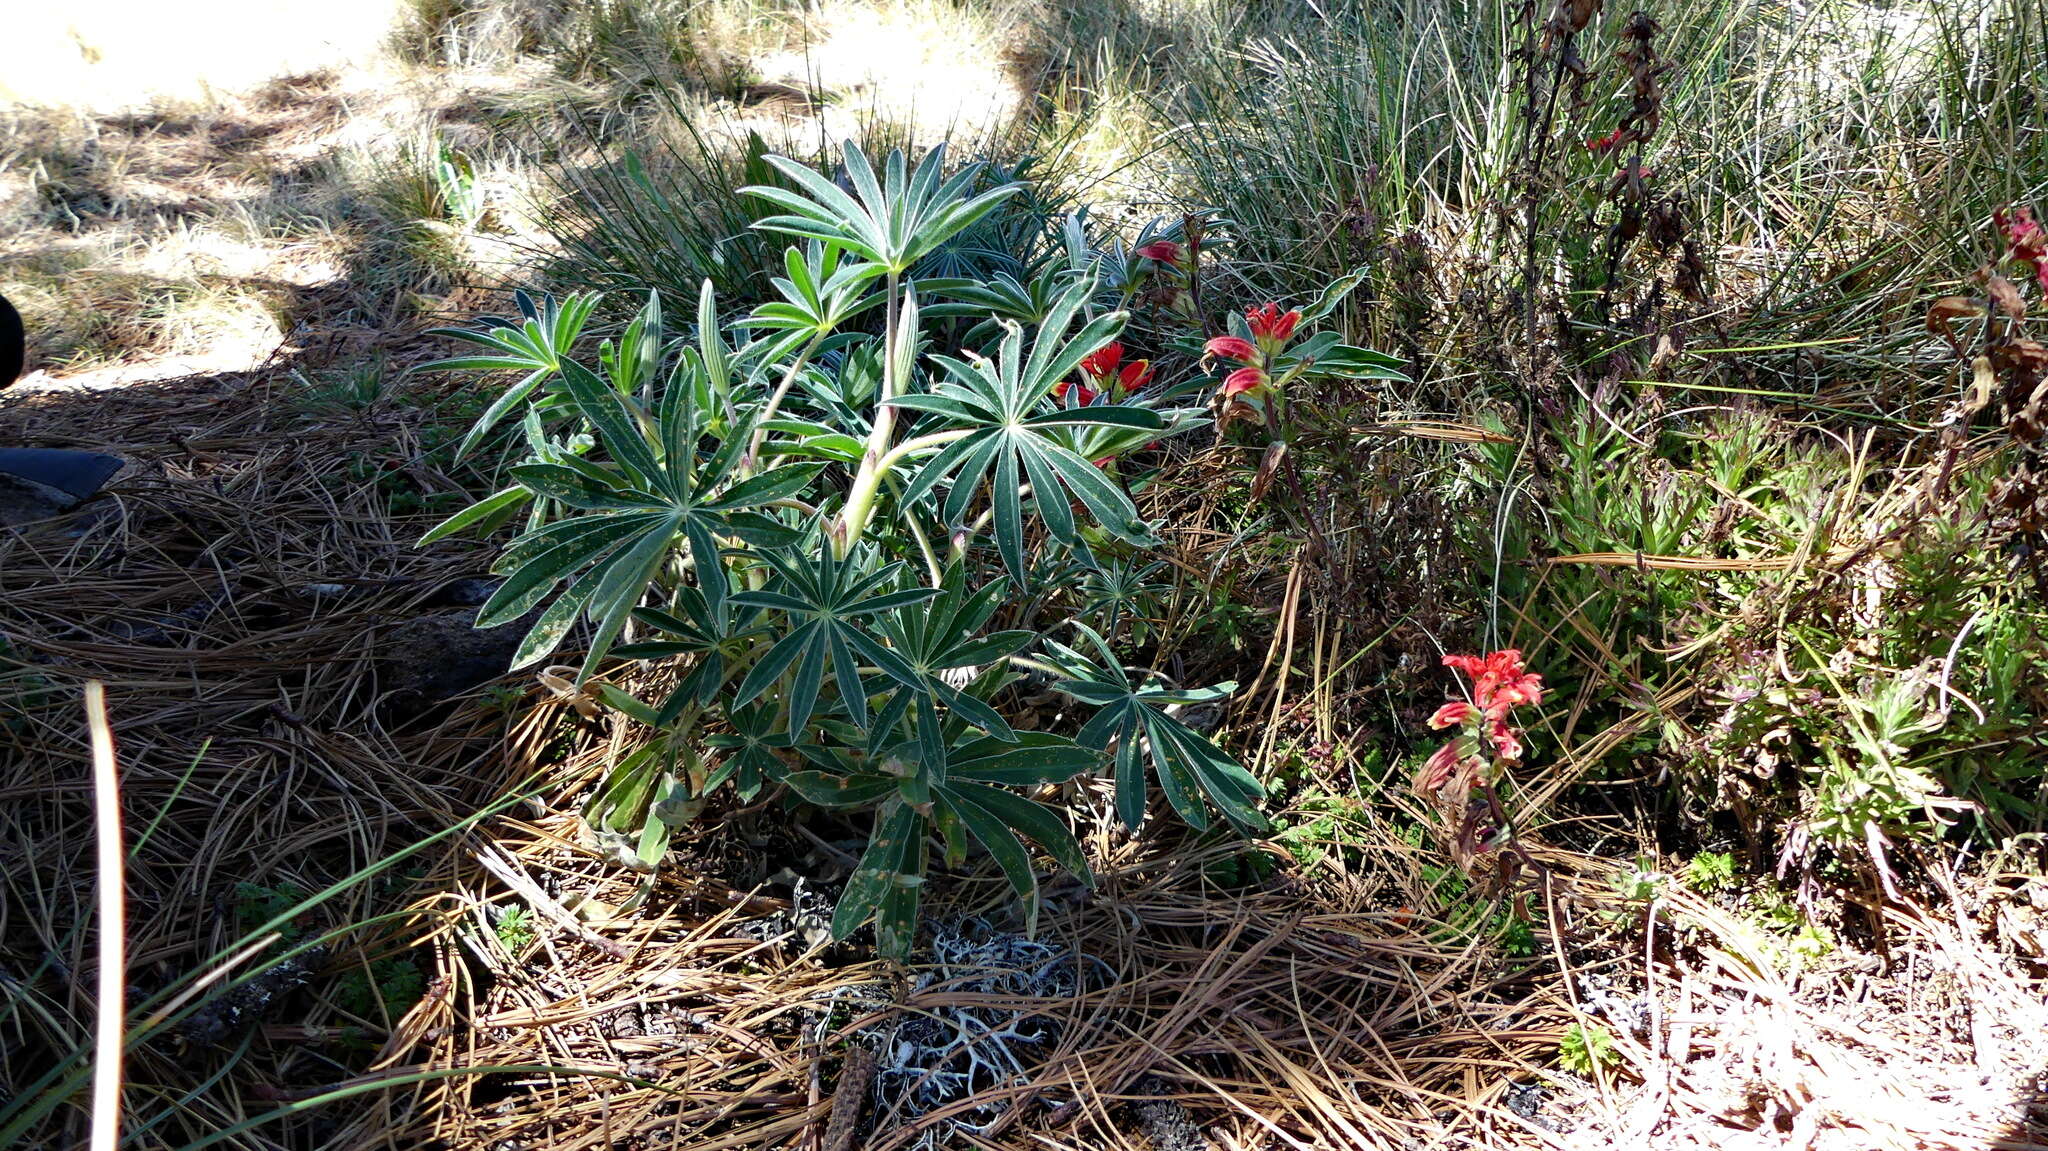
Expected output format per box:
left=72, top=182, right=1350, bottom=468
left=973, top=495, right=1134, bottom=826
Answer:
left=1245, top=303, right=1301, bottom=343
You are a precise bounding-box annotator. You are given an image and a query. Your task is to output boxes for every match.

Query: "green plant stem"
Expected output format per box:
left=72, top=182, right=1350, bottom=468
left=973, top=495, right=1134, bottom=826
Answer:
left=834, top=272, right=905, bottom=555
left=877, top=427, right=973, bottom=474
left=892, top=477, right=945, bottom=584
left=1260, top=401, right=1334, bottom=565
left=743, top=331, right=827, bottom=471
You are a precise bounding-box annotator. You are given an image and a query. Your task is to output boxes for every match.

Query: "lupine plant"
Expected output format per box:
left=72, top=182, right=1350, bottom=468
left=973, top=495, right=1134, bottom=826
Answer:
left=420, top=143, right=1398, bottom=955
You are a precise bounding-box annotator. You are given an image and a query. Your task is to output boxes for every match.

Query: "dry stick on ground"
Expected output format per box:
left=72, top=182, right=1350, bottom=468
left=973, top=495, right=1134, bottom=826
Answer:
left=86, top=681, right=124, bottom=1151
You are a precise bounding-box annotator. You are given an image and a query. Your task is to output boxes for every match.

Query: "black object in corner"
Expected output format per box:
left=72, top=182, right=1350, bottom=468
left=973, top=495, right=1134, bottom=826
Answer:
left=0, top=292, right=21, bottom=387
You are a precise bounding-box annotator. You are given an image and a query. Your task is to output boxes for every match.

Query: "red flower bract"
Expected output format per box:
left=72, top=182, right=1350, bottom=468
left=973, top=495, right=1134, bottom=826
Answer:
left=1488, top=717, right=1522, bottom=761
left=1136, top=240, right=1184, bottom=263
left=1428, top=701, right=1475, bottom=729
left=1205, top=335, right=1259, bottom=364
left=1053, top=378, right=1099, bottom=405
left=1416, top=739, right=1471, bottom=792
left=1246, top=303, right=1301, bottom=342
left=1586, top=127, right=1625, bottom=154
left=1221, top=367, right=1268, bottom=398
left=2000, top=206, right=2046, bottom=254
left=1075, top=340, right=1150, bottom=399
left=1080, top=342, right=1124, bottom=379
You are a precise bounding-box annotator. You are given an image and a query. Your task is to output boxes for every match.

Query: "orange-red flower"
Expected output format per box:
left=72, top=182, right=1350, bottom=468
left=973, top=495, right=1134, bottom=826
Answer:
left=1073, top=341, right=1153, bottom=401
left=1221, top=367, right=1268, bottom=398
left=1205, top=335, right=1259, bottom=364
left=1443, top=649, right=1544, bottom=719
left=1245, top=303, right=1301, bottom=343
left=1586, top=127, right=1625, bottom=154
left=1136, top=240, right=1184, bottom=263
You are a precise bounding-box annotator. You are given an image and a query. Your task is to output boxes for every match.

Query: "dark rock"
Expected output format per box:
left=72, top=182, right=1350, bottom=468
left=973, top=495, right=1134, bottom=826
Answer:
left=426, top=577, right=501, bottom=608
left=1504, top=1080, right=1547, bottom=1119
left=378, top=607, right=529, bottom=703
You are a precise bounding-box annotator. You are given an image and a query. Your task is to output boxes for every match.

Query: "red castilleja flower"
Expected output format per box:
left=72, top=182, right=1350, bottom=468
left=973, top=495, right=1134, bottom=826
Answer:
left=1135, top=240, right=1184, bottom=263
left=1586, top=127, right=1625, bottom=154
left=1443, top=649, right=1544, bottom=716
left=1414, top=648, right=1546, bottom=790
left=1204, top=335, right=1259, bottom=364
left=1434, top=649, right=1543, bottom=761
left=1489, top=718, right=1523, bottom=761
left=1996, top=206, right=2048, bottom=292
left=1221, top=367, right=1268, bottom=398
left=1075, top=341, right=1153, bottom=399
left=1245, top=303, right=1301, bottom=343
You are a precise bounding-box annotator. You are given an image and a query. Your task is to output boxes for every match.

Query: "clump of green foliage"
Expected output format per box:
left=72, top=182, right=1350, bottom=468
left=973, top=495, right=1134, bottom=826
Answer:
left=426, top=141, right=1400, bottom=955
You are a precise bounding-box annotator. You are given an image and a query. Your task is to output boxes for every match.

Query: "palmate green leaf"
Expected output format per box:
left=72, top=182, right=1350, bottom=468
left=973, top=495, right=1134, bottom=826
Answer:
left=832, top=800, right=923, bottom=954
left=742, top=241, right=885, bottom=339
left=950, top=731, right=1101, bottom=785
left=618, top=560, right=770, bottom=718
left=783, top=770, right=897, bottom=808
left=729, top=547, right=939, bottom=736
left=480, top=355, right=819, bottom=679
left=505, top=463, right=648, bottom=510
left=889, top=282, right=1163, bottom=581
left=701, top=702, right=794, bottom=799
left=856, top=562, right=1031, bottom=754
left=948, top=780, right=1091, bottom=881
left=417, top=291, right=601, bottom=461
left=817, top=721, right=1097, bottom=955
left=933, top=779, right=1092, bottom=938
left=1298, top=265, right=1369, bottom=325
left=922, top=266, right=1081, bottom=345
left=1048, top=623, right=1265, bottom=833
left=741, top=142, right=1021, bottom=276
left=420, top=485, right=530, bottom=544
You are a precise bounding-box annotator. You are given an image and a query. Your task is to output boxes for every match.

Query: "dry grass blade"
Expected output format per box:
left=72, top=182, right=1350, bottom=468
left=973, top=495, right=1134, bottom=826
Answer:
left=1541, top=551, right=1806, bottom=571
left=1348, top=420, right=1517, bottom=445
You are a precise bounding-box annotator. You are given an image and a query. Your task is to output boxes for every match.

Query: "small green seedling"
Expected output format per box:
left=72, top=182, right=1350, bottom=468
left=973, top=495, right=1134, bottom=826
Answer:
left=1681, top=850, right=1737, bottom=892
left=1558, top=1022, right=1620, bottom=1075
